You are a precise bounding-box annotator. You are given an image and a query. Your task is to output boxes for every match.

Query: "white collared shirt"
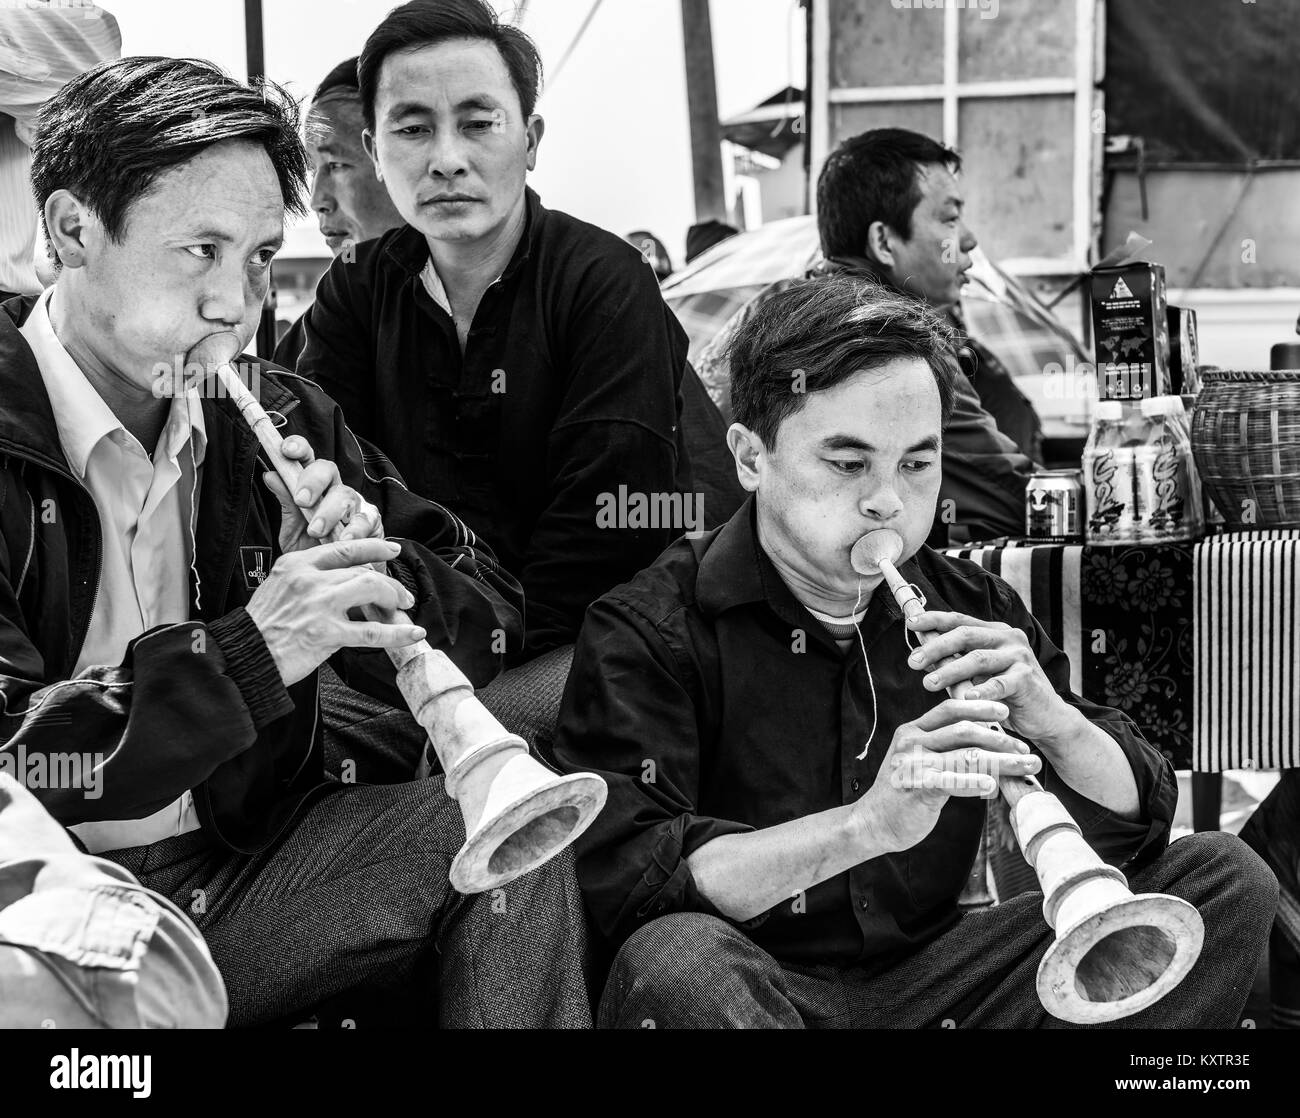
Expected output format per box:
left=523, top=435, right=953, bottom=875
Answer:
left=20, top=287, right=207, bottom=853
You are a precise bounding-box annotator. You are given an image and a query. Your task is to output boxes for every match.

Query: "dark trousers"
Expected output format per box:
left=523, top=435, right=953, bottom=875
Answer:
left=101, top=779, right=593, bottom=1028
left=598, top=832, right=1276, bottom=1028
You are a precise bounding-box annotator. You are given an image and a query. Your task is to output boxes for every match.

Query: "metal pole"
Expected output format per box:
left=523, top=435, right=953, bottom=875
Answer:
left=680, top=0, right=728, bottom=223
left=244, top=0, right=278, bottom=360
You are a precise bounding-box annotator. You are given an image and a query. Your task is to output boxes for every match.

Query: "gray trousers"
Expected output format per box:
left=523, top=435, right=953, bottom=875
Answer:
left=102, top=778, right=593, bottom=1029
left=599, top=832, right=1277, bottom=1029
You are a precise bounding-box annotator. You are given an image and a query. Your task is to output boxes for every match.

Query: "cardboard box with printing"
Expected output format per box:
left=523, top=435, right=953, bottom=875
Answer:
left=1090, top=263, right=1171, bottom=400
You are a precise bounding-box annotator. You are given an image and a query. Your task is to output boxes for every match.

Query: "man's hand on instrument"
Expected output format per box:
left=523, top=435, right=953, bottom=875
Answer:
left=244, top=539, right=425, bottom=687
left=854, top=698, right=1042, bottom=854
left=904, top=610, right=1072, bottom=744
left=262, top=436, right=385, bottom=554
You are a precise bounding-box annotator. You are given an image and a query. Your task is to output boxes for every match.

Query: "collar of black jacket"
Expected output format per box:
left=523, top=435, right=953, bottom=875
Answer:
left=0, top=293, right=301, bottom=472
left=695, top=493, right=952, bottom=634
left=381, top=185, right=543, bottom=282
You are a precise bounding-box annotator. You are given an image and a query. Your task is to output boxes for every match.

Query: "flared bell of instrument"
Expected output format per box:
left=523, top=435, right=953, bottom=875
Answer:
left=1038, top=890, right=1204, bottom=1024
left=450, top=754, right=607, bottom=894
left=1013, top=787, right=1204, bottom=1023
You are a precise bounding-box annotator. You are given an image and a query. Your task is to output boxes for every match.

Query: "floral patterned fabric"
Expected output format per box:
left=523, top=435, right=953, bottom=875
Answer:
left=943, top=542, right=1194, bottom=769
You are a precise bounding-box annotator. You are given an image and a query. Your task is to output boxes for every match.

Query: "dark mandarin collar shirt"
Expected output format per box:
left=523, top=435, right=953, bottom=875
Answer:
left=553, top=497, right=1177, bottom=969
left=284, top=187, right=691, bottom=659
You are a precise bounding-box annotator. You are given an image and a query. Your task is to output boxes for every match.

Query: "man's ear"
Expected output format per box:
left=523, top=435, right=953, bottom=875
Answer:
left=43, top=190, right=92, bottom=270
left=866, top=220, right=897, bottom=270
left=525, top=114, right=545, bottom=172
left=362, top=128, right=383, bottom=181
left=727, top=422, right=765, bottom=493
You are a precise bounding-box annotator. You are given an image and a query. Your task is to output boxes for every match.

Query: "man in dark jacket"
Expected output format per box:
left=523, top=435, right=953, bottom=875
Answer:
left=0, top=55, right=591, bottom=1028
left=697, top=128, right=1043, bottom=545
left=284, top=0, right=694, bottom=663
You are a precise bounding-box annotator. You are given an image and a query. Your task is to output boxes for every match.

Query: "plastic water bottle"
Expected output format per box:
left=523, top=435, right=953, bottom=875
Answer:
left=1083, top=400, right=1140, bottom=543
left=1133, top=396, right=1203, bottom=542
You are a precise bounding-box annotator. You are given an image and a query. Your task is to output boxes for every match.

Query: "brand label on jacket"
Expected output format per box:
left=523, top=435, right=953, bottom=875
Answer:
left=240, top=546, right=272, bottom=590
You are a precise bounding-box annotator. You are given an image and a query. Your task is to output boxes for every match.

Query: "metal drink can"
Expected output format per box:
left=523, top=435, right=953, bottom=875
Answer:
left=1083, top=448, right=1138, bottom=543
left=1025, top=469, right=1085, bottom=542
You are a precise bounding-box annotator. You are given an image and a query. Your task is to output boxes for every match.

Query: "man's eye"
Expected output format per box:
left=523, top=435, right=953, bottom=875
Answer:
left=903, top=460, right=934, bottom=473
left=465, top=119, right=496, bottom=133
left=396, top=125, right=428, bottom=136
left=829, top=460, right=864, bottom=475
left=185, top=245, right=216, bottom=260
left=327, top=161, right=349, bottom=172
left=251, top=249, right=277, bottom=269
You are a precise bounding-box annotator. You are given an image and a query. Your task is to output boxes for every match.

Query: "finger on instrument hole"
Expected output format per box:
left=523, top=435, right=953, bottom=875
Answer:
left=906, top=623, right=1009, bottom=669
left=306, top=482, right=363, bottom=540
left=290, top=457, right=340, bottom=515
left=334, top=569, right=415, bottom=613
left=337, top=617, right=427, bottom=650
left=279, top=435, right=317, bottom=464
left=909, top=769, right=996, bottom=797
left=336, top=500, right=383, bottom=542
left=912, top=698, right=1011, bottom=732
left=921, top=648, right=1018, bottom=693
left=305, top=537, right=402, bottom=570
left=905, top=610, right=1000, bottom=635
left=922, top=722, right=1031, bottom=756
left=960, top=663, right=1036, bottom=702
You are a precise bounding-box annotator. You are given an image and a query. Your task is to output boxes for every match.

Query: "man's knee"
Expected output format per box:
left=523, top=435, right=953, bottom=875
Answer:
left=600, top=912, right=793, bottom=1028
left=1146, top=832, right=1278, bottom=926
left=614, top=912, right=747, bottom=978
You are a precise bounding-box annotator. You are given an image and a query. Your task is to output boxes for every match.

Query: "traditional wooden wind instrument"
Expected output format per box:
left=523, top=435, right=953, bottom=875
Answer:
left=850, top=528, right=1203, bottom=1024
left=193, top=333, right=607, bottom=894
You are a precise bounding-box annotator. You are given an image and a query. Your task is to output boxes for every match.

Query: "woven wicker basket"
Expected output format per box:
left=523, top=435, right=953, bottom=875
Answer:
left=1191, top=369, right=1300, bottom=528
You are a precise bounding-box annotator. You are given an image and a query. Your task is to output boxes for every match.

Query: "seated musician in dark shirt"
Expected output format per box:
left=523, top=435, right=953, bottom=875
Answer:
left=553, top=276, right=1276, bottom=1029
left=284, top=0, right=693, bottom=663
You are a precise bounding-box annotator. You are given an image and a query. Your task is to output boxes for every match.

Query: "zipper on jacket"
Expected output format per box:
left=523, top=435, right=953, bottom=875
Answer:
left=0, top=442, right=104, bottom=663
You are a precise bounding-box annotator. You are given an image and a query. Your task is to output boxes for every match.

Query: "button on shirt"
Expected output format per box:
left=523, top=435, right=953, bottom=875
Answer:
left=552, top=497, right=1177, bottom=968
left=20, top=288, right=207, bottom=854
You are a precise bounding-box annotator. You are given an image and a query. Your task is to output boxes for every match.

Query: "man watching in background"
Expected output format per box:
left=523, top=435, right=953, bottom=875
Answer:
left=286, top=0, right=693, bottom=669
left=697, top=128, right=1040, bottom=545
left=275, top=56, right=404, bottom=367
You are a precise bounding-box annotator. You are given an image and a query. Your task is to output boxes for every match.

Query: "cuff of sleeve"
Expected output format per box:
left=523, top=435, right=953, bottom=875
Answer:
left=634, top=815, right=763, bottom=929
left=207, top=609, right=295, bottom=730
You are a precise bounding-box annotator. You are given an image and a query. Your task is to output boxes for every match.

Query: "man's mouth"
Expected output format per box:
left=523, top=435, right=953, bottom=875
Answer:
left=422, top=194, right=479, bottom=206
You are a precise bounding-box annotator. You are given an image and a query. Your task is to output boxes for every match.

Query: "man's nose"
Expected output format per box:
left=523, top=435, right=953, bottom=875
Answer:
left=860, top=482, right=904, bottom=522
left=959, top=224, right=978, bottom=255
left=199, top=264, right=250, bottom=328
left=427, top=131, right=469, bottom=179
left=309, top=172, right=333, bottom=215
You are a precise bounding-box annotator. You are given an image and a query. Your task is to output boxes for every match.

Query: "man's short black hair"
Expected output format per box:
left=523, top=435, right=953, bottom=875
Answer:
left=31, top=56, right=308, bottom=256
left=315, top=56, right=361, bottom=102
left=359, top=0, right=544, bottom=131
left=727, top=275, right=960, bottom=451
left=816, top=128, right=962, bottom=260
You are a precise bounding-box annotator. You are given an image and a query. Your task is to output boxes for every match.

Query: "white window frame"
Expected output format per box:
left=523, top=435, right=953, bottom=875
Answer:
left=810, top=0, right=1104, bottom=272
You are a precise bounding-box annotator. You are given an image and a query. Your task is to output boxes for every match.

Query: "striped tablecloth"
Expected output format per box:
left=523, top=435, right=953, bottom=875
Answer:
left=945, top=532, right=1300, bottom=773
left=1194, top=531, right=1300, bottom=772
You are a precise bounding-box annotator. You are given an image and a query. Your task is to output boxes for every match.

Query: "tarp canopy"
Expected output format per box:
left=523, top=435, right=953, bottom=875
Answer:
left=1106, top=0, right=1300, bottom=164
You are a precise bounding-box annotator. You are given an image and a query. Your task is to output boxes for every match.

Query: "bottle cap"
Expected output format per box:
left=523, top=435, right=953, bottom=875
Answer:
left=1095, top=401, right=1123, bottom=420
left=1139, top=395, right=1180, bottom=417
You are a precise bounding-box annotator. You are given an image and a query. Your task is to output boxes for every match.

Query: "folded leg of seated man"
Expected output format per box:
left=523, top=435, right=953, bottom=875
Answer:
left=0, top=774, right=227, bottom=1029
left=99, top=777, right=592, bottom=1029
left=599, top=832, right=1276, bottom=1029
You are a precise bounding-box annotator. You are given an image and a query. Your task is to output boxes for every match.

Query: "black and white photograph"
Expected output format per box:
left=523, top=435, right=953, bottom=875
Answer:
left=0, top=0, right=1295, bottom=1097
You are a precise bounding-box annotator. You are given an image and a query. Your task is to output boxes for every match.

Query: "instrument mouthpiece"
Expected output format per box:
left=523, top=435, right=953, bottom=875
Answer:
left=850, top=528, right=905, bottom=576
left=186, top=330, right=244, bottom=371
